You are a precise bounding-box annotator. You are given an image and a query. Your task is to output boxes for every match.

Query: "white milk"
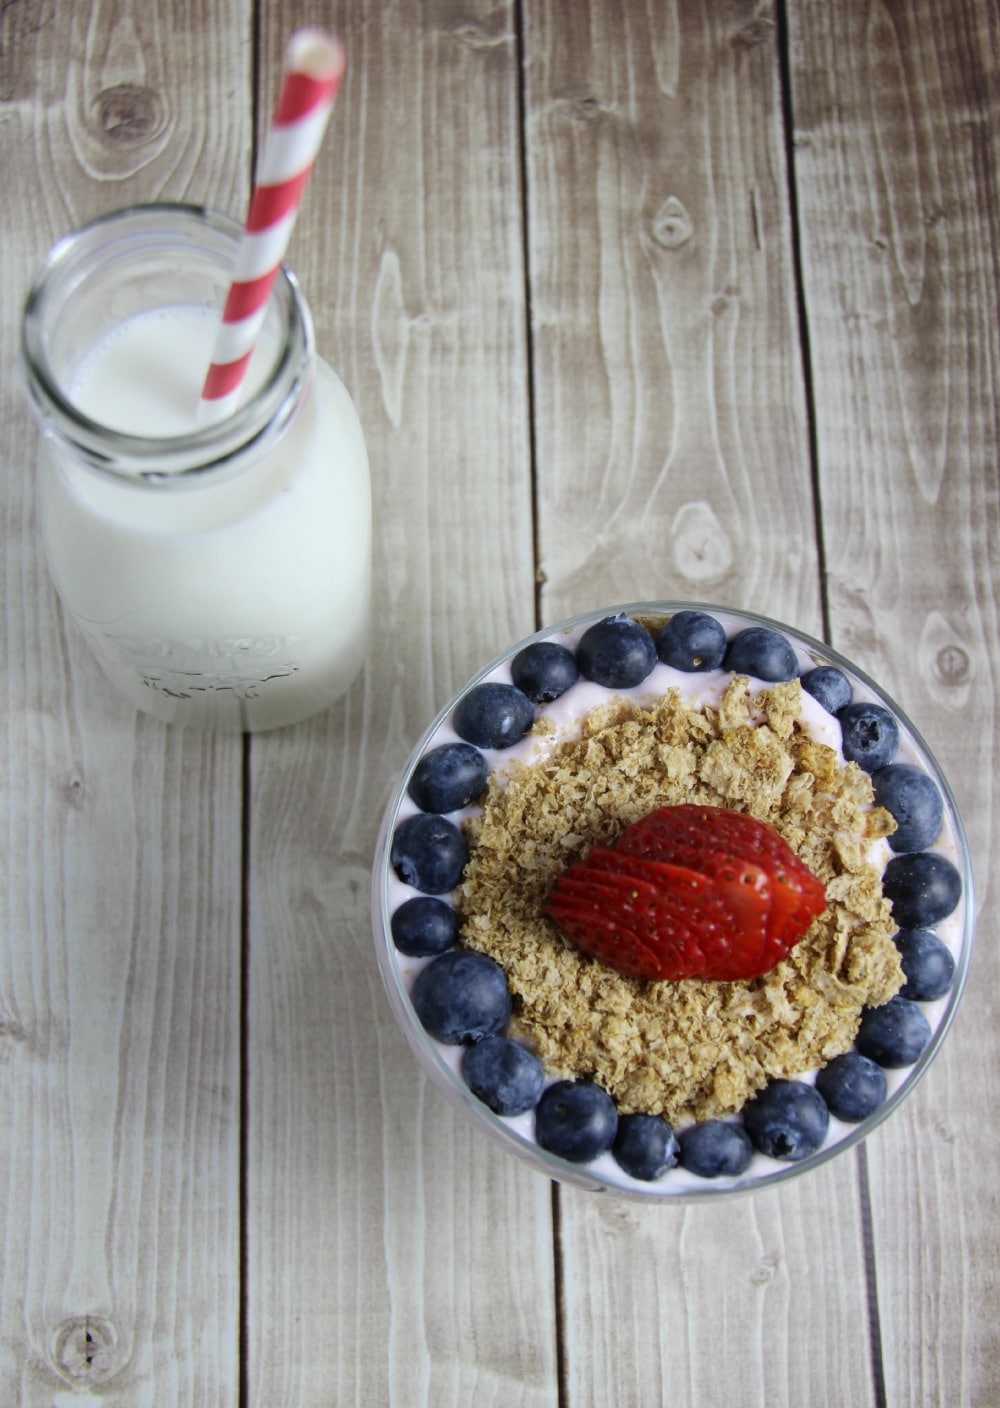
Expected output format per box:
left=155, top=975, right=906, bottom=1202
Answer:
left=37, top=305, right=372, bottom=732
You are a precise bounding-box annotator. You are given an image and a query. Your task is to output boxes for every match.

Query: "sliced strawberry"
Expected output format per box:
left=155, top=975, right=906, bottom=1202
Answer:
left=619, top=805, right=825, bottom=940
left=547, top=865, right=711, bottom=979
left=544, top=804, right=826, bottom=982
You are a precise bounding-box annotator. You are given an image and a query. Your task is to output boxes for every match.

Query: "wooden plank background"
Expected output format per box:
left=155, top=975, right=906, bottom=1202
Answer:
left=245, top=4, right=551, bottom=1405
left=789, top=5, right=1000, bottom=1405
left=1, top=3, right=251, bottom=1404
left=524, top=4, right=872, bottom=1404
left=1, top=1, right=997, bottom=1404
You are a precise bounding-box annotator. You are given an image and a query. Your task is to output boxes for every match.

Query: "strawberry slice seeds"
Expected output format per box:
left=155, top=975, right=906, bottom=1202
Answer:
left=544, top=805, right=827, bottom=982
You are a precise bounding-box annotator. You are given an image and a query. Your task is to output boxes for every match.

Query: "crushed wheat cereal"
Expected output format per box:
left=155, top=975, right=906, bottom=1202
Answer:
left=455, top=677, right=903, bottom=1126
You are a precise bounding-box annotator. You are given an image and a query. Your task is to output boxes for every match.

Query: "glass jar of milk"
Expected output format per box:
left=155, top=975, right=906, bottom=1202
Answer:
left=20, top=203, right=371, bottom=732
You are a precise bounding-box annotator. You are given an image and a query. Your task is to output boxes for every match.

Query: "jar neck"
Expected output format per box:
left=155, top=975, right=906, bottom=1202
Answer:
left=20, top=202, right=314, bottom=489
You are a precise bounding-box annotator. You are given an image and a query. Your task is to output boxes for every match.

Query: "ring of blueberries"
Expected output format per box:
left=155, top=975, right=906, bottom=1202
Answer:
left=387, top=610, right=965, bottom=1187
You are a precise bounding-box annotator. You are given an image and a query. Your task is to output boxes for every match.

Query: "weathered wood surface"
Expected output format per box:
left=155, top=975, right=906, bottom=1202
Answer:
left=244, top=4, right=552, bottom=1405
left=1, top=1, right=997, bottom=1405
left=788, top=4, right=1000, bottom=1405
left=524, top=4, right=873, bottom=1404
left=0, top=2, right=251, bottom=1404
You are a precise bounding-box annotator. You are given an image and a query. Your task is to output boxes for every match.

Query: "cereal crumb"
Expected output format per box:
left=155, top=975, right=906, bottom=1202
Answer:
left=456, top=680, right=902, bottom=1125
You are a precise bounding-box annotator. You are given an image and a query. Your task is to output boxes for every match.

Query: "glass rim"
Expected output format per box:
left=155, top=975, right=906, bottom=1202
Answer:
left=19, top=201, right=313, bottom=486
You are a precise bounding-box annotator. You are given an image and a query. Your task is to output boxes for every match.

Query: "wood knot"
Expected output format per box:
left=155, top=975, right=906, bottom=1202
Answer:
left=934, top=644, right=970, bottom=687
left=0, top=1015, right=32, bottom=1060
left=447, top=20, right=509, bottom=51
left=918, top=611, right=972, bottom=710
left=650, top=196, right=693, bottom=249
left=711, top=288, right=740, bottom=317
left=571, top=95, right=614, bottom=124
left=671, top=500, right=733, bottom=584
left=93, top=84, right=163, bottom=146
left=52, top=1316, right=120, bottom=1383
left=731, top=16, right=777, bottom=50
left=63, top=772, right=87, bottom=809
left=750, top=1252, right=780, bottom=1285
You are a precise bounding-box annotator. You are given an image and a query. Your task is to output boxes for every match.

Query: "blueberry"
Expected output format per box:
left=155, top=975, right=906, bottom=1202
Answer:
left=815, top=1052, right=888, bottom=1123
left=801, top=665, right=853, bottom=715
left=654, top=611, right=727, bottom=672
left=390, top=813, right=469, bottom=894
left=411, top=949, right=512, bottom=1044
left=742, top=1080, right=829, bottom=1161
left=723, top=626, right=799, bottom=682
left=453, top=682, right=535, bottom=750
left=883, top=851, right=962, bottom=928
left=856, top=994, right=932, bottom=1067
left=461, top=1035, right=545, bottom=1116
left=677, top=1120, right=753, bottom=1178
left=511, top=641, right=580, bottom=702
left=390, top=896, right=460, bottom=957
left=534, top=1079, right=618, bottom=1163
left=838, top=701, right=900, bottom=772
left=575, top=614, right=657, bottom=689
left=871, top=763, right=944, bottom=852
left=407, top=741, right=489, bottom=814
left=612, top=1113, right=679, bottom=1181
left=894, top=928, right=956, bottom=1001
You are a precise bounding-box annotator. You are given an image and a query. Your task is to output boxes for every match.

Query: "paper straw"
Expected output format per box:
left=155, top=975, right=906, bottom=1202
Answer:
left=198, top=28, right=345, bottom=421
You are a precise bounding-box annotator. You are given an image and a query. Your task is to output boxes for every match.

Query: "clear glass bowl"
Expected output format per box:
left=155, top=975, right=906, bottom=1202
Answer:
left=371, top=603, right=974, bottom=1200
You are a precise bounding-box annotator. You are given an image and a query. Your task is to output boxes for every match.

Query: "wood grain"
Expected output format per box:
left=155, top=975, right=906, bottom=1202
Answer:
left=524, top=0, right=820, bottom=625
left=243, top=4, right=553, bottom=1404
left=559, top=1169, right=876, bottom=1408
left=524, top=3, right=875, bottom=1402
left=0, top=2, right=250, bottom=1402
left=787, top=2, right=1000, bottom=1403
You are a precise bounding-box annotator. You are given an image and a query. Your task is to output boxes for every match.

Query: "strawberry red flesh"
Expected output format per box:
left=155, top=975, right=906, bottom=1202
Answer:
left=544, top=804, right=827, bottom=982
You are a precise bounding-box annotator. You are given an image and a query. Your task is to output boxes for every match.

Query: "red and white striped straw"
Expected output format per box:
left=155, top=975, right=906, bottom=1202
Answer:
left=198, top=28, right=345, bottom=421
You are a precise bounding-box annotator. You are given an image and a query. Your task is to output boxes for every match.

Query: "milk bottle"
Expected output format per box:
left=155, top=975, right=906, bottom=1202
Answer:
left=20, top=203, right=371, bottom=732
